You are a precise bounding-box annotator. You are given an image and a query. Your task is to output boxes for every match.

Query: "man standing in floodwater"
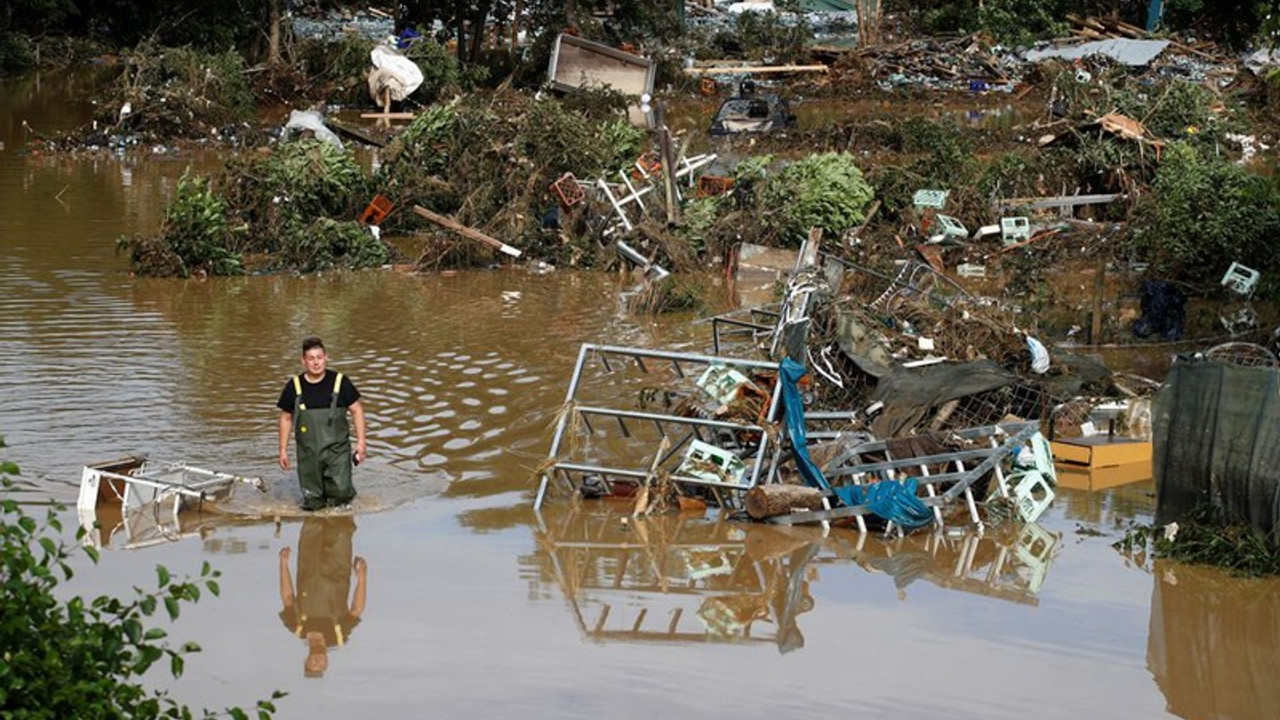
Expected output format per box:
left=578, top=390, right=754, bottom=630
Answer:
left=277, top=336, right=367, bottom=511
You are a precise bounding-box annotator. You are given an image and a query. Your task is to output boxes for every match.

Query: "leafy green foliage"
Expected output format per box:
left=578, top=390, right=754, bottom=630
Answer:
left=1128, top=142, right=1280, bottom=283
left=761, top=152, right=875, bottom=244
left=119, top=171, right=243, bottom=278
left=277, top=218, right=389, bottom=273
left=910, top=0, right=1069, bottom=45
left=0, top=445, right=284, bottom=717
left=261, top=139, right=367, bottom=223
left=1116, top=505, right=1280, bottom=576
left=707, top=10, right=812, bottom=63
left=403, top=39, right=482, bottom=103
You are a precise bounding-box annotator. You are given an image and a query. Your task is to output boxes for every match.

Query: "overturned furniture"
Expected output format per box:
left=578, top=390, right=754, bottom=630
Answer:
left=78, top=456, right=266, bottom=539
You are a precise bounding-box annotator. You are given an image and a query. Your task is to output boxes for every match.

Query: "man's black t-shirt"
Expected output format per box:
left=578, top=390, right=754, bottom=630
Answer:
left=276, top=369, right=360, bottom=413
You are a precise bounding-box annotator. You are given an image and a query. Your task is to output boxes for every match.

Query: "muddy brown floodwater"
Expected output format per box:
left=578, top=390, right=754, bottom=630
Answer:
left=3, top=71, right=1279, bottom=720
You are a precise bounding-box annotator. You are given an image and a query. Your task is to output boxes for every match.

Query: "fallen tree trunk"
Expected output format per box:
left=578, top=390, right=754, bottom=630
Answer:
left=745, top=483, right=826, bottom=520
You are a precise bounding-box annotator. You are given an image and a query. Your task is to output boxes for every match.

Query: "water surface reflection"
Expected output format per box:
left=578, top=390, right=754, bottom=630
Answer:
left=531, top=506, right=1061, bottom=653
left=278, top=515, right=368, bottom=679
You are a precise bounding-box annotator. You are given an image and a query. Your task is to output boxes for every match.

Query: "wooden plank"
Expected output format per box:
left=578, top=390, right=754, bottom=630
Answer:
left=683, top=64, right=829, bottom=75
left=360, top=112, right=416, bottom=120
left=325, top=118, right=386, bottom=147
left=411, top=205, right=522, bottom=257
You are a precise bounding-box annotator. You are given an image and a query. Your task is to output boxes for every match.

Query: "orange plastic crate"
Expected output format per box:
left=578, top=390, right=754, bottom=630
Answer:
left=551, top=172, right=585, bottom=207
left=358, top=194, right=394, bottom=225
left=697, top=175, right=735, bottom=198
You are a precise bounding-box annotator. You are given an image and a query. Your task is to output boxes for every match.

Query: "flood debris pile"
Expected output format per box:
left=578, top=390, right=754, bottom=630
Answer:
left=535, top=226, right=1156, bottom=536
left=75, top=44, right=259, bottom=149
left=119, top=138, right=387, bottom=276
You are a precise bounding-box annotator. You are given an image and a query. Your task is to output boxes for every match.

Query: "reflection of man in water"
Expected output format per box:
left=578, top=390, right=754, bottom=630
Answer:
left=278, top=516, right=367, bottom=677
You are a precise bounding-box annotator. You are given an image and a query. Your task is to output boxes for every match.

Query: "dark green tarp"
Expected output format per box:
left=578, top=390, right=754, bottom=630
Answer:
left=1153, top=359, right=1280, bottom=539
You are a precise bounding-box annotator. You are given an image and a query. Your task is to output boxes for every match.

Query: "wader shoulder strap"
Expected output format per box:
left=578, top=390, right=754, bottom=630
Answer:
left=331, top=372, right=345, bottom=408
left=293, top=375, right=304, bottom=410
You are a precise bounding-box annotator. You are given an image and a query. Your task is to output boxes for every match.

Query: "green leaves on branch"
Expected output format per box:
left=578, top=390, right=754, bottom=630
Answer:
left=1127, top=141, right=1280, bottom=284
left=762, top=152, right=875, bottom=245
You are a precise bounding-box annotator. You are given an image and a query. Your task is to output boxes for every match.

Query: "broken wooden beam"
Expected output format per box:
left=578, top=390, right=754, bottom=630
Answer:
left=994, top=193, right=1125, bottom=211
left=411, top=205, right=522, bottom=257
left=683, top=64, right=829, bottom=75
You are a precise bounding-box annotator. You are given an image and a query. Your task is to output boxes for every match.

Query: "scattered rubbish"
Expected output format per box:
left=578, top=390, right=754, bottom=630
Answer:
left=708, top=84, right=796, bottom=136
left=1000, top=216, right=1031, bottom=245
left=78, top=455, right=267, bottom=547
left=368, top=42, right=424, bottom=103
left=1024, top=39, right=1171, bottom=67
left=696, top=364, right=761, bottom=406
left=283, top=109, right=343, bottom=148
left=928, top=214, right=968, bottom=244
left=957, top=263, right=987, bottom=278
left=696, top=175, right=735, bottom=198
left=678, top=440, right=748, bottom=486
left=615, top=239, right=670, bottom=280
left=551, top=172, right=586, bottom=208
left=1025, top=335, right=1051, bottom=374
left=358, top=194, right=394, bottom=225
left=1220, top=262, right=1260, bottom=297
left=913, top=189, right=949, bottom=210
left=547, top=33, right=655, bottom=125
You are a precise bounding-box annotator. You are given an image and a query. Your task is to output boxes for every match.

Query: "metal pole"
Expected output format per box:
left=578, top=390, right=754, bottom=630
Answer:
left=536, top=343, right=592, bottom=509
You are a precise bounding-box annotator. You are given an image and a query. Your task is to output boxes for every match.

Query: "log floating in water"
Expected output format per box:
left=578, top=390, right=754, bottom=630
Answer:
left=745, top=483, right=826, bottom=520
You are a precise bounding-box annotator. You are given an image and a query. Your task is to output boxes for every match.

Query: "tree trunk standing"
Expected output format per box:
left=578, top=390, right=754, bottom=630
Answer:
left=267, top=0, right=283, bottom=66
left=565, top=0, right=577, bottom=28
left=510, top=0, right=522, bottom=57
left=454, top=0, right=467, bottom=61
left=745, top=484, right=826, bottom=520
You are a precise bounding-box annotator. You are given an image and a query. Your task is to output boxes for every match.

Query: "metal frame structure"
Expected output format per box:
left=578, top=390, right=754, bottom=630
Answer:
left=535, top=344, right=786, bottom=510
left=769, top=422, right=1040, bottom=531
left=78, top=456, right=264, bottom=526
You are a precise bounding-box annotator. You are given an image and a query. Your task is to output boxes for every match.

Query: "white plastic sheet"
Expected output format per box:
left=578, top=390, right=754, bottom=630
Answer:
left=368, top=44, right=424, bottom=103
left=283, top=109, right=342, bottom=148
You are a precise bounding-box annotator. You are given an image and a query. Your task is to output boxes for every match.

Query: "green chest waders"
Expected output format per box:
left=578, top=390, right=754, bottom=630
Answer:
left=293, top=373, right=356, bottom=509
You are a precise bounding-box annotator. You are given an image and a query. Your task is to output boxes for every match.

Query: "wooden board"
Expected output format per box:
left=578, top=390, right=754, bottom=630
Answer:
left=1051, top=436, right=1152, bottom=468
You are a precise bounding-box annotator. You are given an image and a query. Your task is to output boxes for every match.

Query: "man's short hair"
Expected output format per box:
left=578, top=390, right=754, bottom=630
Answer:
left=302, top=336, right=326, bottom=355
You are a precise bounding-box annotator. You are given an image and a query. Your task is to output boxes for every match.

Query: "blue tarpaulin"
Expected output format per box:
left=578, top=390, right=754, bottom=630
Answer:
left=780, top=357, right=934, bottom=529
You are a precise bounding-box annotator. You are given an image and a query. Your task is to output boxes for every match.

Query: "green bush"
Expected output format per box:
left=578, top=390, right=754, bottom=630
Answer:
left=0, top=447, right=283, bottom=717
left=761, top=152, right=875, bottom=244
left=120, top=172, right=243, bottom=278
left=262, top=139, right=368, bottom=223
left=1128, top=142, right=1280, bottom=283
left=277, top=218, right=389, bottom=273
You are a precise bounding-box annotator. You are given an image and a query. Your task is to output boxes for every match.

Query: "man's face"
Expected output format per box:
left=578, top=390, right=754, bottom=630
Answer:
left=302, top=348, right=327, bottom=377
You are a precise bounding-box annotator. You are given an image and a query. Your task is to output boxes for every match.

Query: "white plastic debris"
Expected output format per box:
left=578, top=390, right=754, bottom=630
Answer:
left=368, top=43, right=424, bottom=102
left=1026, top=335, right=1050, bottom=374
left=283, top=109, right=343, bottom=148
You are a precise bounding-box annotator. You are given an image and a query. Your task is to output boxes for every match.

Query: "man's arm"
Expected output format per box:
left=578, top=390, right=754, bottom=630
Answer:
left=350, top=556, right=368, bottom=619
left=349, top=400, right=367, bottom=464
left=279, top=546, right=295, bottom=608
left=278, top=412, right=292, bottom=470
